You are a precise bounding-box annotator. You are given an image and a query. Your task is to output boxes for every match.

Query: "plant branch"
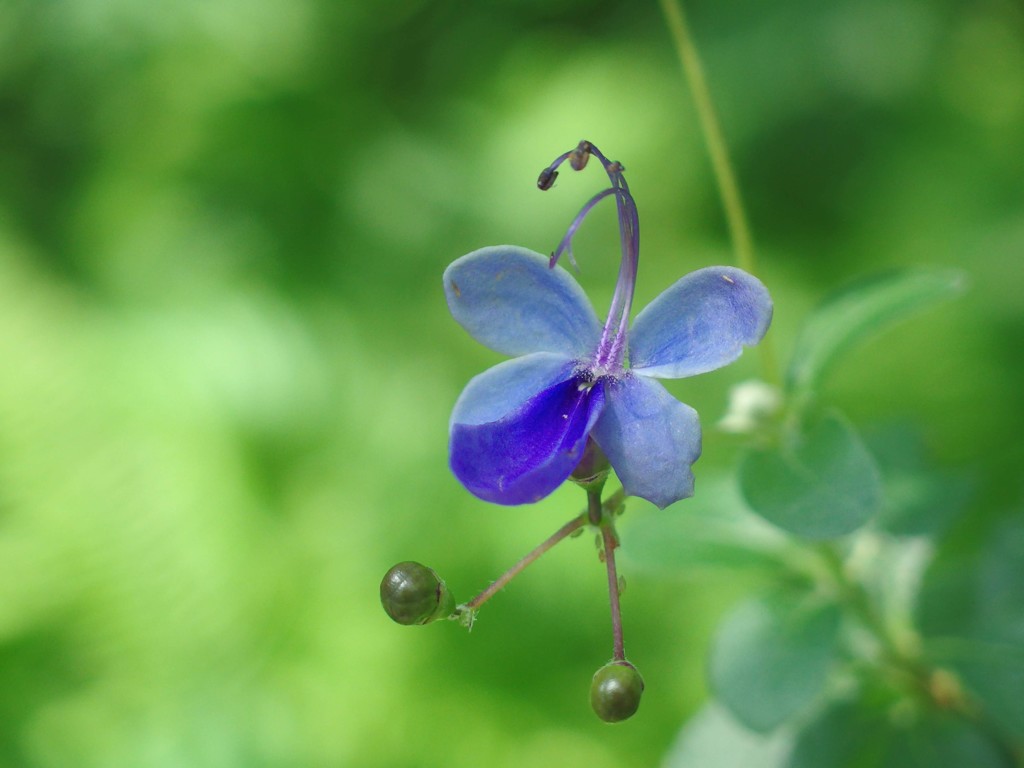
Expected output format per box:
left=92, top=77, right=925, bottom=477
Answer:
left=590, top=488, right=627, bottom=661
left=602, top=523, right=626, bottom=661
left=658, top=0, right=754, bottom=275
left=813, top=540, right=1023, bottom=758
left=461, top=513, right=586, bottom=612
left=658, top=0, right=779, bottom=384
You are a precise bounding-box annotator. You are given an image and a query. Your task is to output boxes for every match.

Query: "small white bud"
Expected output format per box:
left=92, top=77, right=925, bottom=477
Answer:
left=717, top=379, right=782, bottom=434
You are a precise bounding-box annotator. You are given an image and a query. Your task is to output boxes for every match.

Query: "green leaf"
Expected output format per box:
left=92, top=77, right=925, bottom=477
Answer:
left=618, top=475, right=788, bottom=574
left=938, top=643, right=1024, bottom=744
left=864, top=425, right=972, bottom=537
left=918, top=518, right=1024, bottom=741
left=663, top=704, right=792, bottom=768
left=786, top=268, right=965, bottom=399
left=739, top=413, right=882, bottom=539
left=785, top=700, right=876, bottom=768
left=787, top=700, right=1011, bottom=768
left=880, top=713, right=1012, bottom=768
left=708, top=592, right=842, bottom=733
left=876, top=466, right=972, bottom=537
left=918, top=518, right=1024, bottom=646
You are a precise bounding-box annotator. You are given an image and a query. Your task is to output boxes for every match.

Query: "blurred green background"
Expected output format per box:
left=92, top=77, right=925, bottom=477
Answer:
left=1, top=0, right=1022, bottom=765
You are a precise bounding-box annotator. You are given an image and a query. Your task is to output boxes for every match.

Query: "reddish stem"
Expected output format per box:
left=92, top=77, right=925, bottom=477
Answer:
left=602, top=524, right=626, bottom=661
left=463, top=513, right=586, bottom=611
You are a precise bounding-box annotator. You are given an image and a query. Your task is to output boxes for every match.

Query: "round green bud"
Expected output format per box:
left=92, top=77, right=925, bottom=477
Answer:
left=590, top=661, right=644, bottom=722
left=570, top=438, right=611, bottom=493
left=380, top=561, right=455, bottom=625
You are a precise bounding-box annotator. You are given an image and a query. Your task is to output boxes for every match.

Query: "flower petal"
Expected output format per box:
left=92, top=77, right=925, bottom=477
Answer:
left=629, top=266, right=772, bottom=379
left=449, top=355, right=605, bottom=505
left=444, top=246, right=603, bottom=357
left=449, top=352, right=576, bottom=427
left=591, top=375, right=701, bottom=509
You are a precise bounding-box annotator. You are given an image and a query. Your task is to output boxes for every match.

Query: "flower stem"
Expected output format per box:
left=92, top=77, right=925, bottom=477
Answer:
left=462, top=513, right=586, bottom=611
left=813, top=541, right=1024, bottom=761
left=590, top=488, right=627, bottom=661
left=587, top=488, right=603, bottom=526
left=658, top=0, right=754, bottom=276
left=815, top=544, right=904, bottom=658
left=603, top=524, right=626, bottom=661
left=658, top=0, right=779, bottom=384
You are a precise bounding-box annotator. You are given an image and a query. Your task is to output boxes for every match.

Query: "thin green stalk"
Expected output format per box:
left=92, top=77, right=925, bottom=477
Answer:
left=658, top=0, right=779, bottom=384
left=658, top=0, right=754, bottom=275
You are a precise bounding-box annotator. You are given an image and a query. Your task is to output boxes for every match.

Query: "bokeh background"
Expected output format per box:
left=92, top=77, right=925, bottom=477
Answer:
left=1, top=0, right=1021, bottom=765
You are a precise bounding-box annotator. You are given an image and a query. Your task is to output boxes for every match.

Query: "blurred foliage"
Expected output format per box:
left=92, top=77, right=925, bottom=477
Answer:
left=0, top=0, right=1022, bottom=766
left=652, top=267, right=1020, bottom=765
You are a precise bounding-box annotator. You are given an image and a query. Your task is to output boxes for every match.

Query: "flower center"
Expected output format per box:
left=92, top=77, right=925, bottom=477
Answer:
left=539, top=141, right=640, bottom=374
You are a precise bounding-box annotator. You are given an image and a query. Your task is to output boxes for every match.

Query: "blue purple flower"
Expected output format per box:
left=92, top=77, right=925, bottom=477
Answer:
left=445, top=141, right=772, bottom=509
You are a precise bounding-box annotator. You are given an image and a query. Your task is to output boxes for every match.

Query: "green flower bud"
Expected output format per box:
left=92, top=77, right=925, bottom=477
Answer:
left=380, top=561, right=455, bottom=625
left=570, top=438, right=611, bottom=493
left=590, top=661, right=644, bottom=722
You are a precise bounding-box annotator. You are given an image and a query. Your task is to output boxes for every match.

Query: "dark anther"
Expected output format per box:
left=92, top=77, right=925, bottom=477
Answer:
left=570, top=140, right=592, bottom=171
left=538, top=167, right=559, bottom=191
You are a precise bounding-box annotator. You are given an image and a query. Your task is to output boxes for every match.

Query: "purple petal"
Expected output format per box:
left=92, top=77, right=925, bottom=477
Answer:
left=449, top=352, right=577, bottom=427
left=444, top=246, right=602, bottom=358
left=591, top=375, right=701, bottom=509
left=629, top=267, right=772, bottom=379
left=450, top=362, right=605, bottom=505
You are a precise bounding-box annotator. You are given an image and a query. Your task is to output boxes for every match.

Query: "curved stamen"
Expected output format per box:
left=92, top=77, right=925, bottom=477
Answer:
left=538, top=141, right=641, bottom=372
left=549, top=187, right=628, bottom=271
